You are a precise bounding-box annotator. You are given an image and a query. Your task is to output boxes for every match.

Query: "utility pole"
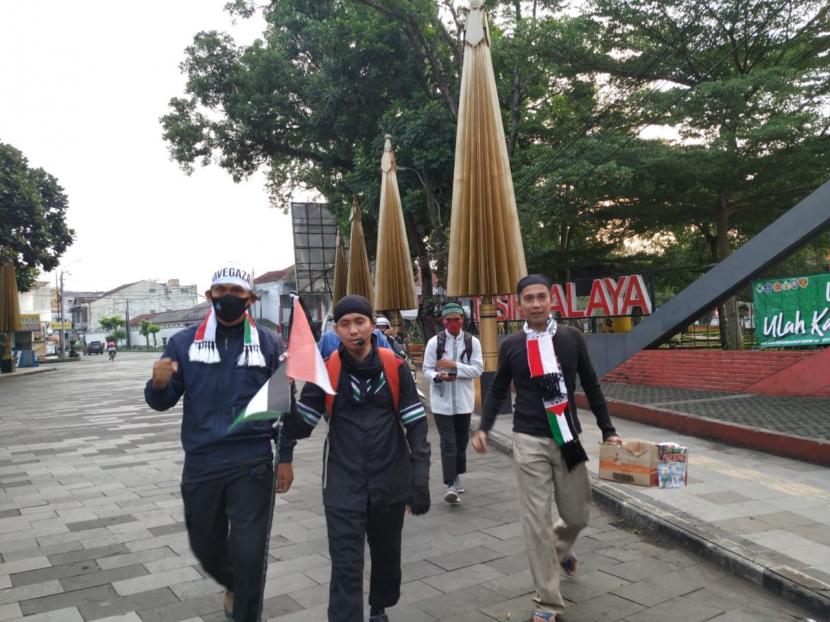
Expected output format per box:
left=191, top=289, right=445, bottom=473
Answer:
left=58, top=271, right=65, bottom=357
left=125, top=299, right=131, bottom=348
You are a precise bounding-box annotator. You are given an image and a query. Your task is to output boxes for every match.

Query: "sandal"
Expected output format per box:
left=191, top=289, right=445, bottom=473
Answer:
left=531, top=611, right=556, bottom=622
left=561, top=554, right=577, bottom=576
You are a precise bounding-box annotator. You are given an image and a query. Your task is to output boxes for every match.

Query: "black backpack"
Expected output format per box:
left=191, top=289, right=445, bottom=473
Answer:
left=435, top=330, right=474, bottom=363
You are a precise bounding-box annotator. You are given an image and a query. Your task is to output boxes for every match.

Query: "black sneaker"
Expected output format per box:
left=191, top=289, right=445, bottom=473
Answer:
left=561, top=554, right=577, bottom=576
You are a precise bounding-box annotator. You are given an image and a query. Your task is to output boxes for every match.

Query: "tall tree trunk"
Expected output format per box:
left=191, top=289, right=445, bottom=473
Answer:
left=717, top=192, right=742, bottom=350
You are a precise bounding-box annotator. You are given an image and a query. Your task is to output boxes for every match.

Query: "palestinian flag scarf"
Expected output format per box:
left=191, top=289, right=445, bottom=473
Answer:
left=525, top=318, right=588, bottom=471
left=188, top=307, right=266, bottom=367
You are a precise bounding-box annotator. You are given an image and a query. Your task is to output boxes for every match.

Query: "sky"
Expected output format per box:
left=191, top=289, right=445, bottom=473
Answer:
left=0, top=1, right=308, bottom=295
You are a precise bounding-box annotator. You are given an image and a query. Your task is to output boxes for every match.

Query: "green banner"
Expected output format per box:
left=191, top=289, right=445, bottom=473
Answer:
left=753, top=273, right=830, bottom=348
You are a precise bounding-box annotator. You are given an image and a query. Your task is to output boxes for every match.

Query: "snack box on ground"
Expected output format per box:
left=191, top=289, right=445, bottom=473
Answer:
left=599, top=440, right=688, bottom=488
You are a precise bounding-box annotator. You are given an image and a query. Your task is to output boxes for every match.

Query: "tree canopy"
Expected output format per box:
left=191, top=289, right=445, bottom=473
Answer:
left=0, top=143, right=75, bottom=292
left=161, top=0, right=830, bottom=321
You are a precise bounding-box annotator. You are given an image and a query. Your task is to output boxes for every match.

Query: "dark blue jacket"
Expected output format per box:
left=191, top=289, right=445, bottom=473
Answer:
left=144, top=321, right=290, bottom=470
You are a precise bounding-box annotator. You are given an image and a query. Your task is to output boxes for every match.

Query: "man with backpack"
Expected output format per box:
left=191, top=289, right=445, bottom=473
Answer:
left=422, top=302, right=483, bottom=504
left=283, top=294, right=431, bottom=622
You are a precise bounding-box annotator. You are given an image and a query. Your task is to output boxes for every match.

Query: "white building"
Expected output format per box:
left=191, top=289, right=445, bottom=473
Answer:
left=16, top=281, right=53, bottom=357
left=81, top=279, right=199, bottom=343
left=251, top=266, right=295, bottom=332
left=128, top=302, right=210, bottom=348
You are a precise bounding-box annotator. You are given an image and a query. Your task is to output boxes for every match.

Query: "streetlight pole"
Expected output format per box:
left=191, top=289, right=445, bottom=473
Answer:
left=58, top=271, right=65, bottom=357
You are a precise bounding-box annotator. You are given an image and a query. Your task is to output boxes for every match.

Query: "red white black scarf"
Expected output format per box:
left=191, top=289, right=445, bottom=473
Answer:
left=188, top=307, right=266, bottom=367
left=525, top=318, right=588, bottom=470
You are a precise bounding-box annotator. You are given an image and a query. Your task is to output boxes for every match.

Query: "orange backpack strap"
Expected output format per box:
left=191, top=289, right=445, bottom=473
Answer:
left=324, top=349, right=401, bottom=418
left=378, top=348, right=401, bottom=414
left=324, top=351, right=341, bottom=419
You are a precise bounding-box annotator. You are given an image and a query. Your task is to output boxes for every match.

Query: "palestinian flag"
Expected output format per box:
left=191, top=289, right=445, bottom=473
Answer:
left=285, top=295, right=335, bottom=395
left=229, top=364, right=292, bottom=430
left=228, top=295, right=335, bottom=431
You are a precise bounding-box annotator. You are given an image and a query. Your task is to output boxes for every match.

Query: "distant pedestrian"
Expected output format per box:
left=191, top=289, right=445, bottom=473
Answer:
left=106, top=339, right=117, bottom=361
left=144, top=262, right=294, bottom=622
left=283, top=295, right=431, bottom=622
left=422, top=302, right=483, bottom=503
left=474, top=274, right=622, bottom=622
left=375, top=316, right=407, bottom=359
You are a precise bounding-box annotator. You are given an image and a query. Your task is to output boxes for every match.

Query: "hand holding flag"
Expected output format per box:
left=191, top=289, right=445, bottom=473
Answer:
left=229, top=295, right=335, bottom=431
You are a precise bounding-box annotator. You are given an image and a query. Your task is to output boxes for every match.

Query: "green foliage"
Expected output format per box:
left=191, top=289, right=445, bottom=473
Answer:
left=139, top=319, right=162, bottom=348
left=0, top=143, right=75, bottom=292
left=99, top=316, right=126, bottom=345
left=162, top=0, right=829, bottom=311
left=148, top=323, right=160, bottom=347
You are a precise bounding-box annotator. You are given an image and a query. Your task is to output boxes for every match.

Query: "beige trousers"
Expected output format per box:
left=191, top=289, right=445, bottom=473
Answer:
left=512, top=432, right=592, bottom=614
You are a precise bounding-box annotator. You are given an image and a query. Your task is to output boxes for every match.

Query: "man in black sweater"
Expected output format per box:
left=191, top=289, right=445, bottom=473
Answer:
left=473, top=275, right=622, bottom=622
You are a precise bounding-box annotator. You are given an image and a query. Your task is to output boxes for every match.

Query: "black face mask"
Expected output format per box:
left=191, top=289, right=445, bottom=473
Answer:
left=213, top=294, right=248, bottom=323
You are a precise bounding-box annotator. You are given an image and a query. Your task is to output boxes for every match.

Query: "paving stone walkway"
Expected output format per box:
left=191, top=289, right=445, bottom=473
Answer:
left=0, top=354, right=818, bottom=621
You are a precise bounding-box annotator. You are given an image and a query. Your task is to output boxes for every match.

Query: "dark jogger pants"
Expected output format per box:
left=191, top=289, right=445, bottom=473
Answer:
left=181, top=461, right=275, bottom=622
left=433, top=413, right=472, bottom=486
left=324, top=501, right=406, bottom=622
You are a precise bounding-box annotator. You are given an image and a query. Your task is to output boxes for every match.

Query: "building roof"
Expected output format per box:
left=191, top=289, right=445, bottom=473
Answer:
left=254, top=266, right=295, bottom=285
left=129, top=302, right=211, bottom=327
left=97, top=281, right=142, bottom=299
left=66, top=291, right=105, bottom=304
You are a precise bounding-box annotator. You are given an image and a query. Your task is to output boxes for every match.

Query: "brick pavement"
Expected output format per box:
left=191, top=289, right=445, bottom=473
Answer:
left=0, top=354, right=818, bottom=621
left=599, top=383, right=830, bottom=441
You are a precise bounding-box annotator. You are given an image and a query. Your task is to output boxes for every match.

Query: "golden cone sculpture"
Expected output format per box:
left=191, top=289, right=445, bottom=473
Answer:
left=332, top=229, right=348, bottom=306
left=447, top=0, right=526, bottom=296
left=447, top=0, right=527, bottom=370
left=0, top=259, right=22, bottom=372
left=374, top=134, right=417, bottom=316
left=346, top=198, right=374, bottom=306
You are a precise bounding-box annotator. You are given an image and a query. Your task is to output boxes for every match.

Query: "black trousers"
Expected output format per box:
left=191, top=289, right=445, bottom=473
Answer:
left=181, top=461, right=275, bottom=622
left=325, top=501, right=406, bottom=622
left=433, top=413, right=472, bottom=486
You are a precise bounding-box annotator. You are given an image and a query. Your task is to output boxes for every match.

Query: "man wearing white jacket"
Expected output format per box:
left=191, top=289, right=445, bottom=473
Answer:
left=423, top=303, right=484, bottom=503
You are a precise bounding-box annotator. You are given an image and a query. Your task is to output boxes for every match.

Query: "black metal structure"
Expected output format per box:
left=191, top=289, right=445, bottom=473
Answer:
left=290, top=202, right=338, bottom=294
left=585, top=179, right=830, bottom=376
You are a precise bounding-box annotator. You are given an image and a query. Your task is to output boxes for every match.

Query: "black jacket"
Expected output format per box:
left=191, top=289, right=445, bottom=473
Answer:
left=481, top=325, right=616, bottom=440
left=289, top=341, right=431, bottom=510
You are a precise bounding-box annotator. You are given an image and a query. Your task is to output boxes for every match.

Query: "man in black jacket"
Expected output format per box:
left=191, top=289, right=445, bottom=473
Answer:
left=473, top=275, right=622, bottom=622
left=285, top=295, right=430, bottom=622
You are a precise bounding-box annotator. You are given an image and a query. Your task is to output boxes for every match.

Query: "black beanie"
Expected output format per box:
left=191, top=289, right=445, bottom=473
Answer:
left=333, top=295, right=374, bottom=322
left=516, top=274, right=552, bottom=296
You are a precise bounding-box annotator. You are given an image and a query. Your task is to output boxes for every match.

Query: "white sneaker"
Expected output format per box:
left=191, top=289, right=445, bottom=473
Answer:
left=444, top=487, right=459, bottom=504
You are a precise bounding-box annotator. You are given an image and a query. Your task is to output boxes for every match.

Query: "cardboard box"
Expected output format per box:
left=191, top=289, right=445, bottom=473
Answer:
left=599, top=440, right=688, bottom=488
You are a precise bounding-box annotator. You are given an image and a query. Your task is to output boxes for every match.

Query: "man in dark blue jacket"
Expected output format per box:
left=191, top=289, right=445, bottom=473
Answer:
left=145, top=262, right=294, bottom=622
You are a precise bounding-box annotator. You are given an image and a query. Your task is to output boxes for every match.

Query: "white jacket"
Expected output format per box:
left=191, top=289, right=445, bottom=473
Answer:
left=422, top=331, right=483, bottom=415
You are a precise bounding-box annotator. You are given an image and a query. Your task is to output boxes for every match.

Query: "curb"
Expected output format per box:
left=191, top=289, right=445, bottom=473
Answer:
left=472, top=417, right=830, bottom=619
left=574, top=393, right=830, bottom=467
left=0, top=367, right=56, bottom=381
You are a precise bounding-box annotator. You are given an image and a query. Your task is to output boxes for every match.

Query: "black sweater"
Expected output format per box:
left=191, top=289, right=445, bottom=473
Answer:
left=480, top=325, right=616, bottom=440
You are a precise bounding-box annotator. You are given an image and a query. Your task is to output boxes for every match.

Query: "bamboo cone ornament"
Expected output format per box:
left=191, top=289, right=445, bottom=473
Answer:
left=0, top=259, right=22, bottom=372
left=447, top=0, right=527, bottom=297
left=332, top=229, right=348, bottom=306
left=346, top=198, right=374, bottom=306
left=0, top=261, right=21, bottom=333
left=374, top=134, right=417, bottom=312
